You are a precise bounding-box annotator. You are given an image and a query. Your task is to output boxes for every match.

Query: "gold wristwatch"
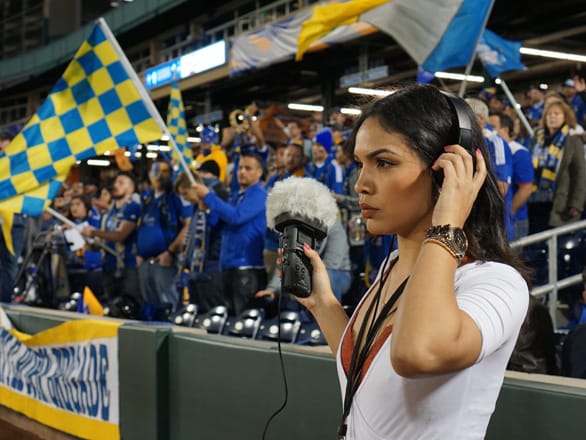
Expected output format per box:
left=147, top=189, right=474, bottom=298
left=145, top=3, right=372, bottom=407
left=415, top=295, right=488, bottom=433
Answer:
left=424, top=225, right=468, bottom=263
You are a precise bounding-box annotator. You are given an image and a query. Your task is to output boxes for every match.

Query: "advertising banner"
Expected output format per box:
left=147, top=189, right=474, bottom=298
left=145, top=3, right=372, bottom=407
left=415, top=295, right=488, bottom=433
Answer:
left=0, top=308, right=121, bottom=439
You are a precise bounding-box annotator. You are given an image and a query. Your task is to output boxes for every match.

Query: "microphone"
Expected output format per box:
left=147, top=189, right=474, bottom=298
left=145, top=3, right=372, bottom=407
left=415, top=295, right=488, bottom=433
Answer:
left=266, top=177, right=339, bottom=297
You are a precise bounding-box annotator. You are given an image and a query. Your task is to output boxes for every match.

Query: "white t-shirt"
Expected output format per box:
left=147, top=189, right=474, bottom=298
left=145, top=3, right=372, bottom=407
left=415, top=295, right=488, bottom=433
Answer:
left=336, top=260, right=529, bottom=440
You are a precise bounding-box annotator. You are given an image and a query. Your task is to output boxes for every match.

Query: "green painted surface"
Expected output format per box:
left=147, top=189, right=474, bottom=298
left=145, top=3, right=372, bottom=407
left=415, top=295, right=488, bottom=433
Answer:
left=4, top=306, right=586, bottom=439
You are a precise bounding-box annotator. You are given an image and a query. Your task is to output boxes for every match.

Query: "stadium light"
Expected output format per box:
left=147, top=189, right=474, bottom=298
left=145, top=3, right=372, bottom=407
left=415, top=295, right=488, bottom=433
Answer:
left=288, top=103, right=324, bottom=112
left=348, top=87, right=391, bottom=97
left=434, top=72, right=485, bottom=83
left=340, top=107, right=362, bottom=115
left=87, top=159, right=111, bottom=167
left=520, top=47, right=586, bottom=63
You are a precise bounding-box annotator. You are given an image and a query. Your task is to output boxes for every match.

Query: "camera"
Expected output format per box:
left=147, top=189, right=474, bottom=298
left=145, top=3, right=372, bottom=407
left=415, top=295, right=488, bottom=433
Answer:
left=275, top=213, right=327, bottom=298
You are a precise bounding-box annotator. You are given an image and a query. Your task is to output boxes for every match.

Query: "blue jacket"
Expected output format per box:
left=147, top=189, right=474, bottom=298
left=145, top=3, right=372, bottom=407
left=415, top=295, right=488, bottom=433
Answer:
left=307, top=156, right=344, bottom=194
left=204, top=182, right=267, bottom=270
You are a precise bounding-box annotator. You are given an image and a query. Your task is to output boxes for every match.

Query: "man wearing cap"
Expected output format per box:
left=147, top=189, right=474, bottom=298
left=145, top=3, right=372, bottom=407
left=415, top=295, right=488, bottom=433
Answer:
left=193, top=125, right=228, bottom=184
left=307, top=127, right=343, bottom=194
left=561, top=77, right=586, bottom=127
left=198, top=160, right=230, bottom=201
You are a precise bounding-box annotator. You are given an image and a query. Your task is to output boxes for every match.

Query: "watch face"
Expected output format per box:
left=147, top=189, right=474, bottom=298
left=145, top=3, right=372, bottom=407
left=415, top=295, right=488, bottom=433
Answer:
left=451, top=228, right=468, bottom=254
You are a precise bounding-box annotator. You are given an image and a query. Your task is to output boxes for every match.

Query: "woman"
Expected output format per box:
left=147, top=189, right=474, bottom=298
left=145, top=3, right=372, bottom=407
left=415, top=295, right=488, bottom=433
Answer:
left=65, top=195, right=103, bottom=298
left=527, top=98, right=586, bottom=234
left=298, top=84, right=530, bottom=439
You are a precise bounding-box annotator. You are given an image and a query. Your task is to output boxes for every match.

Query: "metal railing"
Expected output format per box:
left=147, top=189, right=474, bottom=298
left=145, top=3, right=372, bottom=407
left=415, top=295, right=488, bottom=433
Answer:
left=204, top=0, right=317, bottom=43
left=511, top=219, right=586, bottom=328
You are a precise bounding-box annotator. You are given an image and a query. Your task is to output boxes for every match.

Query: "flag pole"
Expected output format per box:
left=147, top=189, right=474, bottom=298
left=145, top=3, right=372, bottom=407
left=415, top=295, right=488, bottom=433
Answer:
left=96, top=18, right=196, bottom=185
left=45, top=206, right=121, bottom=260
left=498, top=77, right=535, bottom=137
left=458, top=0, right=496, bottom=97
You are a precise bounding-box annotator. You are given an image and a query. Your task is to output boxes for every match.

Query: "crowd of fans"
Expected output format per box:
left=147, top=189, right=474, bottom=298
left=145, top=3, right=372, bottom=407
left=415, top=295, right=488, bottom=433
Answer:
left=2, top=76, right=586, bottom=373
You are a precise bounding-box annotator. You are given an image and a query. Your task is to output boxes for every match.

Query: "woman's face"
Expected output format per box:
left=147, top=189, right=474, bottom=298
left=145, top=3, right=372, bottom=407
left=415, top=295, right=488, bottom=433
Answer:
left=69, top=198, right=87, bottom=220
left=545, top=104, right=565, bottom=132
left=354, top=117, right=434, bottom=237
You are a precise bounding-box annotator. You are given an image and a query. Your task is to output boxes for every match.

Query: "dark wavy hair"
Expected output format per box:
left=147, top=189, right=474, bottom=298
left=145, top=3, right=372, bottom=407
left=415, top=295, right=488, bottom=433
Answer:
left=344, top=83, right=530, bottom=283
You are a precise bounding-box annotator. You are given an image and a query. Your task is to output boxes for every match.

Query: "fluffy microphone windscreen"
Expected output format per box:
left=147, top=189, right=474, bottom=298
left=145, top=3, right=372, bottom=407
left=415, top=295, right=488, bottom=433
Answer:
left=266, top=177, right=339, bottom=231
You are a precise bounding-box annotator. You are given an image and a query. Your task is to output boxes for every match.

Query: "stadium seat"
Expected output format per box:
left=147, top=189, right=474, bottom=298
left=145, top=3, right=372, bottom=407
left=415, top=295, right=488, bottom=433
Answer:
left=171, top=303, right=198, bottom=327
left=519, top=242, right=548, bottom=286
left=224, top=308, right=264, bottom=339
left=194, top=305, right=228, bottom=334
left=561, top=323, right=586, bottom=378
left=107, top=295, right=142, bottom=320
left=557, top=231, right=585, bottom=279
left=296, top=320, right=327, bottom=346
left=259, top=311, right=302, bottom=343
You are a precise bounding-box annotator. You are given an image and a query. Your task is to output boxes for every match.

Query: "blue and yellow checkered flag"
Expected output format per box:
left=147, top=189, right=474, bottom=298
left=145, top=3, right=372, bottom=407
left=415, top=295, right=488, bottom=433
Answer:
left=0, top=175, right=66, bottom=253
left=0, top=18, right=170, bottom=252
left=166, top=79, right=191, bottom=167
left=0, top=19, right=164, bottom=201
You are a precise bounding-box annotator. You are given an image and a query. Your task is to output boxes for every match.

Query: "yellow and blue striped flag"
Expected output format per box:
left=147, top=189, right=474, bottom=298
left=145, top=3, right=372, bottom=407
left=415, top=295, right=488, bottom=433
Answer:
left=0, top=18, right=167, bottom=252
left=166, top=79, right=191, bottom=167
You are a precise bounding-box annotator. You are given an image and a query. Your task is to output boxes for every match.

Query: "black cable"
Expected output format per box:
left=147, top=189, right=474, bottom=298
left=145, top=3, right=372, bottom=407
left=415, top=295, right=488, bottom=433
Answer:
left=261, top=287, right=288, bottom=440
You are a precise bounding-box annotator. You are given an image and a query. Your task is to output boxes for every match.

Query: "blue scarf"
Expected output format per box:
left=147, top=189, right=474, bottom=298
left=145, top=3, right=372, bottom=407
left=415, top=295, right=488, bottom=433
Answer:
left=530, top=124, right=569, bottom=202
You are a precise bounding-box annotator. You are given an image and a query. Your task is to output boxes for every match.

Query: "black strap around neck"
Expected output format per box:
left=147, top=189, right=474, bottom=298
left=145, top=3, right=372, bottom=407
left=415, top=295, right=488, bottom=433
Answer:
left=338, top=262, right=409, bottom=439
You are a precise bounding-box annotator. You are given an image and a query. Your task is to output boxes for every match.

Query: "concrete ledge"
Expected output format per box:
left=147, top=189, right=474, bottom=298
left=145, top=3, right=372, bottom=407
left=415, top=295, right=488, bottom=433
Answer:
left=0, top=405, right=76, bottom=440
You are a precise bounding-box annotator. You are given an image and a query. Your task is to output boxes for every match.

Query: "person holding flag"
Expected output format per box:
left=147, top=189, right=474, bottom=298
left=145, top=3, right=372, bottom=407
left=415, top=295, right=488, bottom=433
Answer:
left=81, top=173, right=141, bottom=305
left=137, top=159, right=193, bottom=319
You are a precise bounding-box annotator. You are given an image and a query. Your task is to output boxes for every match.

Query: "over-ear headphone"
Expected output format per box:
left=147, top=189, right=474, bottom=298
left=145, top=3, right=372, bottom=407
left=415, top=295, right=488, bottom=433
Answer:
left=440, top=91, right=474, bottom=150
left=430, top=91, right=476, bottom=195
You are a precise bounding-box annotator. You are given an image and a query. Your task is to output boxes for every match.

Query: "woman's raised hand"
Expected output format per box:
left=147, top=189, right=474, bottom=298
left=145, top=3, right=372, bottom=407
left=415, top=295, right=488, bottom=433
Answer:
left=431, top=145, right=487, bottom=228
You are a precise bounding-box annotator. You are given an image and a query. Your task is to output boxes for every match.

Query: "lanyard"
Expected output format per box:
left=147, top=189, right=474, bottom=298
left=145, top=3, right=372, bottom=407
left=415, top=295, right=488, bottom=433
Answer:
left=338, top=257, right=409, bottom=439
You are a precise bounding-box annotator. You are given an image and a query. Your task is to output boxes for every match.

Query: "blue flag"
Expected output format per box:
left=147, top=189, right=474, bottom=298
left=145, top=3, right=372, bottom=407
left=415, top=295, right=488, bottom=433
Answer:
left=422, top=0, right=493, bottom=73
left=416, top=66, right=436, bottom=84
left=477, top=29, right=526, bottom=78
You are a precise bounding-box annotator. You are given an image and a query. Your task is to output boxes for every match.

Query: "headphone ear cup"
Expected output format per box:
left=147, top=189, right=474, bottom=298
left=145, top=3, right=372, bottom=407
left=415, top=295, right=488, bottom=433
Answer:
left=440, top=91, right=475, bottom=151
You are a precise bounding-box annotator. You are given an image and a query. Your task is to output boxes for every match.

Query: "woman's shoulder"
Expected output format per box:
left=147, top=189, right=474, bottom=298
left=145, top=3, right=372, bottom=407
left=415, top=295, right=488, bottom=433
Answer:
left=567, top=133, right=586, bottom=149
left=456, top=260, right=528, bottom=290
left=456, top=261, right=530, bottom=319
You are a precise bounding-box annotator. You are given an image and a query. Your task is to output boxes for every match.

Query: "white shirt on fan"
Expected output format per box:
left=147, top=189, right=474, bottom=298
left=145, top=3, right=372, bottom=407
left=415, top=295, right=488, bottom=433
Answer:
left=336, top=259, right=529, bottom=440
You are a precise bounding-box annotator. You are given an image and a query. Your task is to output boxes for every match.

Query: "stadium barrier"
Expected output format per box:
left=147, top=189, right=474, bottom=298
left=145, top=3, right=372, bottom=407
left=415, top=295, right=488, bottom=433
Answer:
left=1, top=305, right=585, bottom=439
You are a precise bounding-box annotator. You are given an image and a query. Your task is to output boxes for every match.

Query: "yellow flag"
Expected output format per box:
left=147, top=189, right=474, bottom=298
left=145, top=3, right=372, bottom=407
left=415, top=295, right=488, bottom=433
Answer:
left=82, top=286, right=104, bottom=316
left=296, top=0, right=390, bottom=61
left=0, top=210, right=14, bottom=256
